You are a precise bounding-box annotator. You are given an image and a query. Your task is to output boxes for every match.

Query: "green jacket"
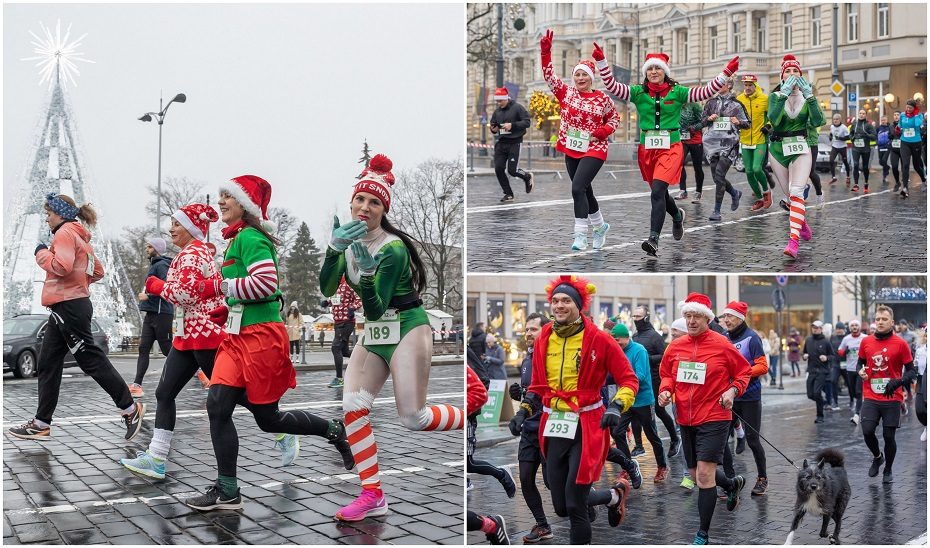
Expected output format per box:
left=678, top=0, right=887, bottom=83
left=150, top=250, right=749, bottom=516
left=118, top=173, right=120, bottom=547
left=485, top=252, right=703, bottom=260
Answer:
left=222, top=227, right=283, bottom=328
left=768, top=92, right=825, bottom=133
left=630, top=85, right=691, bottom=145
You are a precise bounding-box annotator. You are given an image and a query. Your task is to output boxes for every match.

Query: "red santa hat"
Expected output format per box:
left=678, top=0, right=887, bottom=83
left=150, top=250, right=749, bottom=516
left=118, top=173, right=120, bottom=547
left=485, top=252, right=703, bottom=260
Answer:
left=545, top=274, right=596, bottom=313
left=642, top=52, right=671, bottom=76
left=679, top=292, right=715, bottom=320
left=493, top=87, right=510, bottom=101
left=353, top=154, right=396, bottom=212
left=218, top=175, right=275, bottom=232
left=172, top=203, right=218, bottom=241
left=722, top=300, right=749, bottom=321
left=780, top=54, right=802, bottom=80
left=572, top=60, right=596, bottom=80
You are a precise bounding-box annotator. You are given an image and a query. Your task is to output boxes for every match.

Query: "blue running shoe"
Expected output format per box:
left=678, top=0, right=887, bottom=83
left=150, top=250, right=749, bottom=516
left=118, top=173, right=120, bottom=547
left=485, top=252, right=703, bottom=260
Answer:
left=693, top=531, right=709, bottom=545
left=121, top=450, right=166, bottom=480
left=275, top=434, right=300, bottom=467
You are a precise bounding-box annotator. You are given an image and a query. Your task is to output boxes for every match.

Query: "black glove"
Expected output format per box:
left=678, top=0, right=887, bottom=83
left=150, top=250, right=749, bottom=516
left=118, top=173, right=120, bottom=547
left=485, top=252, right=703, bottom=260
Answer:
left=599, top=401, right=623, bottom=430
left=761, top=125, right=771, bottom=136
left=321, top=299, right=332, bottom=308
left=508, top=382, right=524, bottom=402
left=509, top=409, right=527, bottom=436
left=34, top=243, right=48, bottom=255
left=883, top=378, right=904, bottom=398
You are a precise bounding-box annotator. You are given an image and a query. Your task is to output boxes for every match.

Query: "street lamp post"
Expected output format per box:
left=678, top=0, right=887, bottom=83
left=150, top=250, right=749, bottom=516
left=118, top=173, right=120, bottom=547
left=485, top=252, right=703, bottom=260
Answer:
left=139, top=92, right=187, bottom=234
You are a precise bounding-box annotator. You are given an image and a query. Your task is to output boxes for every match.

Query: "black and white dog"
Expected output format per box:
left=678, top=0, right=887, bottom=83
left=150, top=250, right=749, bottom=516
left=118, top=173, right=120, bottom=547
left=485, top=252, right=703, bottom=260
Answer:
left=785, top=448, right=851, bottom=545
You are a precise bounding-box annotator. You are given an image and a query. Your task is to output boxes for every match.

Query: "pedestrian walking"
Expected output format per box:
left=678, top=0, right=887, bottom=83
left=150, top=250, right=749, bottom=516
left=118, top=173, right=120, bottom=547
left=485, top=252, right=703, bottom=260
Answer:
left=184, top=175, right=354, bottom=512
left=701, top=79, right=749, bottom=221
left=595, top=45, right=740, bottom=255
left=323, top=277, right=362, bottom=388
left=319, top=154, right=465, bottom=521
left=895, top=100, right=927, bottom=197
left=490, top=87, right=534, bottom=202
left=787, top=328, right=802, bottom=376
left=803, top=320, right=835, bottom=423
left=8, top=193, right=145, bottom=442
left=540, top=30, right=619, bottom=251
left=766, top=329, right=780, bottom=386
left=837, top=319, right=866, bottom=424
left=827, top=114, right=852, bottom=185
left=849, top=109, right=876, bottom=193
left=285, top=301, right=304, bottom=362
left=130, top=236, right=173, bottom=397
left=484, top=334, right=506, bottom=380
left=677, top=101, right=706, bottom=201
left=735, top=74, right=773, bottom=210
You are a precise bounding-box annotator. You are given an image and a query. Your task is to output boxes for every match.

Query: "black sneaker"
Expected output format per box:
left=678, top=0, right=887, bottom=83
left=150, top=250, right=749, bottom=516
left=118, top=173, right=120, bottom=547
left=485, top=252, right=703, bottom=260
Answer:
left=525, top=172, right=535, bottom=194
left=628, top=458, right=643, bottom=489
left=486, top=515, right=509, bottom=545
left=630, top=446, right=646, bottom=458
left=893, top=183, right=901, bottom=192
left=667, top=437, right=682, bottom=458
left=500, top=195, right=514, bottom=203
left=673, top=209, right=686, bottom=240
left=882, top=469, right=893, bottom=484
left=185, top=484, right=242, bottom=511
left=735, top=436, right=746, bottom=454
left=607, top=479, right=630, bottom=527
left=123, top=402, right=146, bottom=441
left=779, top=198, right=790, bottom=212
left=641, top=238, right=658, bottom=257
left=500, top=466, right=517, bottom=498
left=868, top=453, right=885, bottom=478
left=814, top=416, right=824, bottom=423
left=730, top=189, right=742, bottom=211
left=751, top=476, right=768, bottom=496
left=8, top=419, right=51, bottom=440
left=901, top=188, right=909, bottom=199
left=522, top=523, right=553, bottom=543
left=327, top=419, right=356, bottom=470
left=726, top=475, right=745, bottom=511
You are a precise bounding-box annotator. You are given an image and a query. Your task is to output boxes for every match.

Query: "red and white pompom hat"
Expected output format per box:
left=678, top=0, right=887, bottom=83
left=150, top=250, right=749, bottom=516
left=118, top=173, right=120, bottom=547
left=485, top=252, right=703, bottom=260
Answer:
left=218, top=175, right=275, bottom=232
left=172, top=203, right=219, bottom=241
left=642, top=52, right=671, bottom=76
left=679, top=292, right=715, bottom=320
left=722, top=300, right=749, bottom=320
left=572, top=59, right=597, bottom=80
left=353, top=154, right=396, bottom=212
left=780, top=54, right=802, bottom=80
left=493, top=87, right=510, bottom=100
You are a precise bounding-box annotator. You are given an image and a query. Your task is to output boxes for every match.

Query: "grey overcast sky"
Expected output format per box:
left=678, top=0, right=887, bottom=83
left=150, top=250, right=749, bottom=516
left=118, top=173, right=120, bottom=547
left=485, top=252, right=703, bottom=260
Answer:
left=3, top=3, right=464, bottom=242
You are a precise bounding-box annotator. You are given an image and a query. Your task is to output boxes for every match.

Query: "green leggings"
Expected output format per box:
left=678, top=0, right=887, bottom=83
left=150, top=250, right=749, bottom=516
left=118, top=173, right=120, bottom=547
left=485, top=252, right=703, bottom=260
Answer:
left=741, top=144, right=770, bottom=199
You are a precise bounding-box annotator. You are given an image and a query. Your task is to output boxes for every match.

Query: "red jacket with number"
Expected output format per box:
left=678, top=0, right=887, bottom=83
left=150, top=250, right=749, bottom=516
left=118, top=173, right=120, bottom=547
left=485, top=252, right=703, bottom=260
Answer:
left=466, top=366, right=488, bottom=415
left=659, top=328, right=752, bottom=426
left=528, top=315, right=638, bottom=484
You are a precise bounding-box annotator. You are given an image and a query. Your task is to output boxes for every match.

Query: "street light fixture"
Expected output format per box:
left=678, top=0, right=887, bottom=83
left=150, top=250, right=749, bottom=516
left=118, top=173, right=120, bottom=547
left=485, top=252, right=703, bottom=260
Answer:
left=139, top=92, right=187, bottom=234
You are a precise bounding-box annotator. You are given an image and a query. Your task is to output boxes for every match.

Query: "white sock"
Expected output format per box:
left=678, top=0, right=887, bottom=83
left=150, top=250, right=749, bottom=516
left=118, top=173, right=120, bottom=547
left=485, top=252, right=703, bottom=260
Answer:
left=148, top=428, right=173, bottom=460
left=609, top=489, right=620, bottom=506
left=574, top=218, right=587, bottom=235
left=735, top=424, right=745, bottom=439
left=32, top=418, right=50, bottom=429
left=122, top=404, right=137, bottom=415
left=588, top=210, right=604, bottom=228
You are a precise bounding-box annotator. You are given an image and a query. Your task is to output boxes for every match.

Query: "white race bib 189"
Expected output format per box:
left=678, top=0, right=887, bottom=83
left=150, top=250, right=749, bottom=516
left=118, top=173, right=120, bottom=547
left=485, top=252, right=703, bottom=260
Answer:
left=676, top=361, right=707, bottom=385
left=565, top=128, right=591, bottom=153
left=644, top=130, right=670, bottom=150
left=712, top=120, right=731, bottom=131
left=225, top=304, right=244, bottom=335
left=903, top=128, right=916, bottom=139
left=783, top=136, right=810, bottom=156
left=365, top=310, right=400, bottom=345
left=853, top=138, right=865, bottom=148
left=543, top=411, right=579, bottom=439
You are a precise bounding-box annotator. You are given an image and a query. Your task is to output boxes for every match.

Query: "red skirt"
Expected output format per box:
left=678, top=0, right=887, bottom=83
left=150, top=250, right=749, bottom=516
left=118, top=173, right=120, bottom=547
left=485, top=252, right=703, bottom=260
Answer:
left=637, top=142, right=684, bottom=186
left=211, top=322, right=296, bottom=404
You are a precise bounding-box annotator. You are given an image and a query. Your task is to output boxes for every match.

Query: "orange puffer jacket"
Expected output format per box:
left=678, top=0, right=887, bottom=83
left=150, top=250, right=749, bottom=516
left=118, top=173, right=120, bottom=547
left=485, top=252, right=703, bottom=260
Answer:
left=36, top=221, right=103, bottom=307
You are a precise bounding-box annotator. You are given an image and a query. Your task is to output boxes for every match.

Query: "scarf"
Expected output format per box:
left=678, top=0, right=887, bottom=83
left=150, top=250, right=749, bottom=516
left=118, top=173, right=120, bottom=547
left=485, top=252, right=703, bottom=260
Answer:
left=646, top=81, right=671, bottom=96
left=221, top=220, right=246, bottom=240
left=552, top=316, right=584, bottom=339
left=905, top=105, right=922, bottom=118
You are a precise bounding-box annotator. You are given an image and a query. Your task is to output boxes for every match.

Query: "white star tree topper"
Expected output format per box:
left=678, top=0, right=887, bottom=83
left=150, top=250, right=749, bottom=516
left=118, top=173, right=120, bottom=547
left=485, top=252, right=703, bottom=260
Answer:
left=21, top=19, right=95, bottom=89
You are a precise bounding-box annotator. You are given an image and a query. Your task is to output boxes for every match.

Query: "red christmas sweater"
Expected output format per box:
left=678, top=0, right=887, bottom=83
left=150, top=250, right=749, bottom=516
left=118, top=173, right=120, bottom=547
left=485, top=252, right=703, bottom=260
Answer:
left=159, top=240, right=226, bottom=351
left=528, top=315, right=638, bottom=485
left=859, top=332, right=914, bottom=403
left=542, top=53, right=619, bottom=161
left=659, top=328, right=751, bottom=426
left=331, top=277, right=363, bottom=324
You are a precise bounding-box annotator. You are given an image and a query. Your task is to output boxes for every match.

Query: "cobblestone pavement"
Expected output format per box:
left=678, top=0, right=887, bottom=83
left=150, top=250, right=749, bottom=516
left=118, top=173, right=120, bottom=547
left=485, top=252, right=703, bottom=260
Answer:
left=467, top=376, right=927, bottom=545
left=466, top=167, right=927, bottom=273
left=3, top=357, right=464, bottom=544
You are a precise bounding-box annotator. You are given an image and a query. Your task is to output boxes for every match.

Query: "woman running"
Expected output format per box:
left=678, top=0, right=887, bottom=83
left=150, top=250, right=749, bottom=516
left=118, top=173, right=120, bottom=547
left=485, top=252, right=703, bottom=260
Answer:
left=184, top=176, right=354, bottom=511
left=285, top=301, right=304, bottom=362
left=896, top=99, right=927, bottom=197
left=540, top=29, right=619, bottom=251
left=849, top=109, right=876, bottom=193
left=765, top=54, right=825, bottom=259
left=320, top=154, right=465, bottom=521
left=890, top=111, right=904, bottom=191
left=594, top=45, right=739, bottom=255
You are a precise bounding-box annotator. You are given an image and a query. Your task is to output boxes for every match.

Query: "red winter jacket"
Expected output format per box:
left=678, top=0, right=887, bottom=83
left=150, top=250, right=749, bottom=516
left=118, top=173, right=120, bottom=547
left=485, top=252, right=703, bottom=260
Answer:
left=529, top=315, right=638, bottom=485
left=36, top=221, right=104, bottom=306
left=659, top=328, right=751, bottom=426
left=467, top=366, right=488, bottom=415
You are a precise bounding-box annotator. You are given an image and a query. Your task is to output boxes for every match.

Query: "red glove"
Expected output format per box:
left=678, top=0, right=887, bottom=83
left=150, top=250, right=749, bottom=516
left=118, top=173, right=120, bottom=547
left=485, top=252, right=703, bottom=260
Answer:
left=198, top=279, right=222, bottom=299
left=592, top=42, right=605, bottom=62
left=723, top=56, right=740, bottom=77
left=894, top=126, right=901, bottom=136
left=540, top=29, right=553, bottom=55
left=207, top=305, right=229, bottom=326
left=837, top=348, right=846, bottom=358
left=144, top=276, right=165, bottom=296
left=591, top=126, right=612, bottom=141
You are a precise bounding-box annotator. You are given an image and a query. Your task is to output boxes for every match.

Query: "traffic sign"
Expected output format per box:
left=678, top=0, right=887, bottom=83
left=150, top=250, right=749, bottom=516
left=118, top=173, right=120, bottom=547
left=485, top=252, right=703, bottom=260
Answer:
left=831, top=80, right=845, bottom=96
left=848, top=92, right=857, bottom=103
left=775, top=275, right=788, bottom=286
left=772, top=288, right=787, bottom=312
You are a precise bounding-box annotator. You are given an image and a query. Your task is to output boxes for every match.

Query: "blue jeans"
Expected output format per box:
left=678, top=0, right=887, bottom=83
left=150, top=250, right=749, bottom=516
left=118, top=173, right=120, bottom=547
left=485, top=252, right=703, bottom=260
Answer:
left=768, top=355, right=779, bottom=384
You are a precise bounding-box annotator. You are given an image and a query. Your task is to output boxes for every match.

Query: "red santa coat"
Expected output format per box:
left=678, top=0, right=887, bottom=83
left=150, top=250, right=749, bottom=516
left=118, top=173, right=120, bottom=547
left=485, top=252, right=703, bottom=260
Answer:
left=529, top=315, right=638, bottom=485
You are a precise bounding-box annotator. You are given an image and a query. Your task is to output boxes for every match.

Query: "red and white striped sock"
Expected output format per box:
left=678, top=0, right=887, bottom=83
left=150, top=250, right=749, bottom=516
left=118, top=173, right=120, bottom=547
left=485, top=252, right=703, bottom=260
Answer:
left=345, top=408, right=380, bottom=490
left=788, top=196, right=806, bottom=242
left=422, top=404, right=465, bottom=431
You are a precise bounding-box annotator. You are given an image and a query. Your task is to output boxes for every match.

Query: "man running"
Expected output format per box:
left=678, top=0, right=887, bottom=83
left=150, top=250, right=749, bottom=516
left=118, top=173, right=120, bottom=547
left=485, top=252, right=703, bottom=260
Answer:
left=658, top=292, right=751, bottom=545
left=323, top=277, right=362, bottom=388
left=735, top=74, right=773, bottom=210
left=837, top=319, right=866, bottom=424
left=701, top=78, right=749, bottom=221
left=857, top=305, right=918, bottom=484
left=678, top=101, right=706, bottom=201
left=490, top=87, right=534, bottom=202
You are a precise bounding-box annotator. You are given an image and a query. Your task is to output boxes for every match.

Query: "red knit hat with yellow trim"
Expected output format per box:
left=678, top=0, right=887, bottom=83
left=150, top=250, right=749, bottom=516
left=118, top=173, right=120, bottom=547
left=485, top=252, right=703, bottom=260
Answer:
left=545, top=275, right=596, bottom=313
left=353, top=154, right=396, bottom=212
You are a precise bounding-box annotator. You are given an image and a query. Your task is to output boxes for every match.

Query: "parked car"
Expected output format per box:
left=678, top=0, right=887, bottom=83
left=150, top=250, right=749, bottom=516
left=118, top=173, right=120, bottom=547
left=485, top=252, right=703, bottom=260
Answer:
left=815, top=134, right=833, bottom=173
left=3, top=314, right=109, bottom=378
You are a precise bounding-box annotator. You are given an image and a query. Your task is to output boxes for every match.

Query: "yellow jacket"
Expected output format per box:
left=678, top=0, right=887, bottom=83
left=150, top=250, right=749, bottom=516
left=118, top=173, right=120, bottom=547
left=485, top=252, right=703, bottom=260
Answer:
left=736, top=89, right=769, bottom=146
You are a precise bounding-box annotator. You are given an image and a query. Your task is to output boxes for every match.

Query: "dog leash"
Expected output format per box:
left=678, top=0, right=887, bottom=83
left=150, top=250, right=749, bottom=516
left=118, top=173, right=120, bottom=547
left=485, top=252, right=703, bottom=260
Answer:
left=729, top=408, right=802, bottom=471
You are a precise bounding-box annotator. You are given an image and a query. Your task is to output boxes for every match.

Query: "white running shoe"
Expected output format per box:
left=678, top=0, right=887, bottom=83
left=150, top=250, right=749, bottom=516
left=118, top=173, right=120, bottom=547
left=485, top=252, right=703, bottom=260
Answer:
left=921, top=428, right=927, bottom=442
left=817, top=195, right=824, bottom=209
left=850, top=414, right=860, bottom=425
left=592, top=223, right=610, bottom=250
left=571, top=233, right=588, bottom=251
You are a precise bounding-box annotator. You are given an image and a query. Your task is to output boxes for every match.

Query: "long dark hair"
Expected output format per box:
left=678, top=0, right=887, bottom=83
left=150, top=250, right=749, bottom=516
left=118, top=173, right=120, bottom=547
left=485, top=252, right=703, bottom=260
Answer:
left=381, top=216, right=426, bottom=294
left=288, top=305, right=301, bottom=319
left=242, top=211, right=282, bottom=246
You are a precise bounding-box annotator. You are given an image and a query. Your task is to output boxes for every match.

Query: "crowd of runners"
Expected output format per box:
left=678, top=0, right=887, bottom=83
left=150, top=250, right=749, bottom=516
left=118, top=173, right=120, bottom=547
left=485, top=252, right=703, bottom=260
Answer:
left=7, top=153, right=464, bottom=522
left=466, top=276, right=926, bottom=545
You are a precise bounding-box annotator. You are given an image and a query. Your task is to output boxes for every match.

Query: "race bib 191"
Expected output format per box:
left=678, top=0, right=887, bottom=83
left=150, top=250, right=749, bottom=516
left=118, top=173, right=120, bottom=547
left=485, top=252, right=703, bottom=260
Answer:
left=676, top=361, right=707, bottom=384
left=566, top=128, right=591, bottom=153
left=225, top=304, right=244, bottom=335
left=543, top=410, right=579, bottom=439
left=644, top=130, right=670, bottom=150
left=783, top=136, right=810, bottom=156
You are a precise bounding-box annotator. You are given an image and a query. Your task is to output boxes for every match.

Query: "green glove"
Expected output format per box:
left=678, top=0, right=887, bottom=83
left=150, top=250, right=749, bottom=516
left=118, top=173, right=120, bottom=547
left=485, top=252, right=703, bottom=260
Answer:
left=329, top=216, right=367, bottom=252
left=351, top=241, right=381, bottom=277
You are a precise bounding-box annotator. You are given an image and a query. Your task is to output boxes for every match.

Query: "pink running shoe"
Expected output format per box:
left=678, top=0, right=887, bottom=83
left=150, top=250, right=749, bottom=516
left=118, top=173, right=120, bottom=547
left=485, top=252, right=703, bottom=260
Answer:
left=783, top=239, right=799, bottom=258
left=799, top=222, right=812, bottom=242
left=335, top=488, right=388, bottom=522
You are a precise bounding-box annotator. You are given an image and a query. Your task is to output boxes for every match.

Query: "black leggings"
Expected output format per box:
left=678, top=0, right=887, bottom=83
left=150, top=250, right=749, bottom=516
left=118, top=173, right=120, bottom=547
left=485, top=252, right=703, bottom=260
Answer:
left=900, top=140, right=927, bottom=187
left=519, top=458, right=549, bottom=526
left=649, top=181, right=680, bottom=236
left=154, top=348, right=217, bottom=430
left=721, top=400, right=766, bottom=478
left=565, top=156, right=604, bottom=219
left=331, top=322, right=354, bottom=379
left=545, top=430, right=594, bottom=544
left=844, top=370, right=863, bottom=414
left=808, top=145, right=822, bottom=195
left=709, top=155, right=737, bottom=208
left=680, top=142, right=705, bottom=193
left=878, top=148, right=891, bottom=179
left=633, top=388, right=680, bottom=447
left=135, top=312, right=172, bottom=385
left=289, top=340, right=300, bottom=354
left=862, top=424, right=897, bottom=473
left=851, top=148, right=871, bottom=185
left=613, top=406, right=667, bottom=467
left=466, top=510, right=483, bottom=531
left=467, top=454, right=509, bottom=482
left=890, top=148, right=902, bottom=184
left=207, top=384, right=331, bottom=477
left=829, top=147, right=850, bottom=178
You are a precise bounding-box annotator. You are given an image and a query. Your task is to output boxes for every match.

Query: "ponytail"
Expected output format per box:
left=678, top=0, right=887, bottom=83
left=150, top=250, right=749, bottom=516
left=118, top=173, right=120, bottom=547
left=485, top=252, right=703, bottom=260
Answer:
left=380, top=216, right=426, bottom=294
left=77, top=203, right=98, bottom=228
left=241, top=212, right=281, bottom=246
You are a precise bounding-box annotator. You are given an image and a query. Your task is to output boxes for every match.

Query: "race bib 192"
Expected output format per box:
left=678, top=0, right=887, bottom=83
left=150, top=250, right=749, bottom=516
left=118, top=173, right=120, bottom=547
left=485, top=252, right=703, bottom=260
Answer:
left=565, top=128, right=591, bottom=153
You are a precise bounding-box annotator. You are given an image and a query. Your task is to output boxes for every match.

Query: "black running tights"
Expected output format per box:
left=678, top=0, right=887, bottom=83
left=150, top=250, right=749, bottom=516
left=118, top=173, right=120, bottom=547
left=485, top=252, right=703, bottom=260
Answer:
left=545, top=432, right=594, bottom=544
left=154, top=348, right=216, bottom=430
left=862, top=425, right=897, bottom=472
left=650, top=180, right=680, bottom=235
left=900, top=140, right=927, bottom=187
left=565, top=156, right=604, bottom=219
left=721, top=400, right=766, bottom=478
left=679, top=142, right=705, bottom=193
left=519, top=459, right=549, bottom=525
left=467, top=455, right=508, bottom=481
left=808, top=145, right=822, bottom=195
left=829, top=147, right=850, bottom=178
left=852, top=148, right=870, bottom=185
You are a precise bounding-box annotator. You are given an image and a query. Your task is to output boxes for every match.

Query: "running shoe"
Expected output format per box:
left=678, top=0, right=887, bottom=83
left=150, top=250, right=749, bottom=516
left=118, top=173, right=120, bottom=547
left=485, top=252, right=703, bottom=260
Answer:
left=708, top=211, right=722, bottom=222
left=467, top=478, right=474, bottom=491
left=735, top=436, right=746, bottom=454
left=121, top=450, right=166, bottom=480
left=525, top=172, right=535, bottom=194
left=725, top=475, right=745, bottom=511
left=571, top=233, right=588, bottom=251
left=680, top=476, right=695, bottom=490
left=762, top=191, right=773, bottom=209
left=750, top=199, right=765, bottom=211
left=751, top=476, right=768, bottom=496
left=185, top=484, right=242, bottom=511
left=882, top=470, right=894, bottom=484
left=814, top=416, right=824, bottom=423
left=123, top=402, right=146, bottom=441
left=630, top=446, right=646, bottom=458
left=500, top=195, right=514, bottom=203
left=690, top=191, right=702, bottom=204
left=816, top=195, right=824, bottom=209
left=274, top=434, right=299, bottom=467
left=783, top=239, right=799, bottom=258
left=921, top=428, right=927, bottom=442
left=522, top=523, right=553, bottom=543
left=832, top=404, right=841, bottom=411
left=730, top=189, right=742, bottom=211
left=667, top=438, right=682, bottom=458
left=779, top=198, right=790, bottom=212
left=901, top=188, right=909, bottom=199
left=851, top=184, right=859, bottom=192
left=675, top=190, right=688, bottom=200
left=851, top=414, right=860, bottom=425
left=692, top=531, right=710, bottom=545
left=500, top=466, right=517, bottom=498
left=8, top=419, right=50, bottom=440
left=628, top=459, right=643, bottom=489
left=641, top=237, right=658, bottom=257
left=654, top=466, right=669, bottom=483
left=592, top=222, right=610, bottom=250
left=486, top=515, right=509, bottom=545
left=672, top=209, right=686, bottom=240
left=606, top=478, right=631, bottom=527
left=196, top=369, right=211, bottom=389
left=864, top=187, right=870, bottom=194
left=327, top=377, right=344, bottom=388
left=336, top=488, right=388, bottom=521
left=799, top=222, right=812, bottom=242
left=327, top=419, right=355, bottom=470
left=830, top=176, right=837, bottom=184
left=893, top=183, right=901, bottom=192
left=868, top=453, right=884, bottom=478
left=128, top=383, right=144, bottom=398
